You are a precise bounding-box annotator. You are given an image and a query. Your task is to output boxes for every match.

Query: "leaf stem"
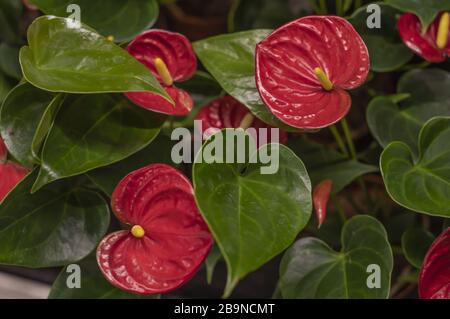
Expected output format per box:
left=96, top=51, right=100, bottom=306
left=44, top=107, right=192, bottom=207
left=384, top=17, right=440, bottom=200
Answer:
left=336, top=0, right=344, bottom=16
left=341, top=118, right=356, bottom=160
left=329, top=125, right=349, bottom=156
left=318, top=0, right=327, bottom=14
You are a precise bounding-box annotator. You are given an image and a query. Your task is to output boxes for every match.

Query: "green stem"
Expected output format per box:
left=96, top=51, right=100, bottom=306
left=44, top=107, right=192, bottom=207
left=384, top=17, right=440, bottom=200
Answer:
left=318, top=0, right=327, bottom=14
left=333, top=195, right=347, bottom=222
left=341, top=118, right=356, bottom=160
left=343, top=0, right=353, bottom=13
left=329, top=125, right=349, bottom=156
left=336, top=0, right=343, bottom=16
left=354, top=0, right=362, bottom=9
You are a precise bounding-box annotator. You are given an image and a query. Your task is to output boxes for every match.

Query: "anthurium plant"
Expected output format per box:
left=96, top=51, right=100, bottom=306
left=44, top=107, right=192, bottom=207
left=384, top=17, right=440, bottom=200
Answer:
left=0, top=0, right=449, bottom=300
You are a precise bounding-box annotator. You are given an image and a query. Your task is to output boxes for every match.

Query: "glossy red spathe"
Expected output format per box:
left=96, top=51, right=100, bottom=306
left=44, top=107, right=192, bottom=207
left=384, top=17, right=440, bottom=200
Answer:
left=125, top=30, right=197, bottom=115
left=419, top=227, right=450, bottom=299
left=0, top=161, right=28, bottom=202
left=398, top=13, right=450, bottom=63
left=196, top=95, right=288, bottom=146
left=97, top=164, right=213, bottom=295
left=313, top=179, right=333, bottom=228
left=255, top=16, right=369, bottom=130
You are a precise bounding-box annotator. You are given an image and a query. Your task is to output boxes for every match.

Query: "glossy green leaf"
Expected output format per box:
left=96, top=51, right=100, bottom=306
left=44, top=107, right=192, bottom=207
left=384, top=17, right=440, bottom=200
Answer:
left=367, top=69, right=450, bottom=155
left=349, top=3, right=413, bottom=72
left=0, top=0, right=23, bottom=44
left=194, top=30, right=297, bottom=131
left=193, top=129, right=312, bottom=297
left=0, top=43, right=21, bottom=80
left=86, top=134, right=179, bottom=197
left=0, top=83, right=63, bottom=167
left=279, top=215, right=393, bottom=298
left=29, top=0, right=159, bottom=43
left=381, top=117, right=450, bottom=217
left=385, top=0, right=450, bottom=29
left=0, top=171, right=110, bottom=267
left=205, top=244, right=222, bottom=285
left=288, top=138, right=378, bottom=194
left=230, top=0, right=312, bottom=32
left=401, top=228, right=434, bottom=268
left=19, top=16, right=169, bottom=101
left=49, top=253, right=158, bottom=299
left=33, top=94, right=166, bottom=192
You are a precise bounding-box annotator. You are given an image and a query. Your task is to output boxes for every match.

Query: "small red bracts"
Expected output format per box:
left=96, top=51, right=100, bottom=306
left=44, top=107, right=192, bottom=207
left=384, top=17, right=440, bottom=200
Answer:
left=255, top=16, right=369, bottom=130
left=398, top=12, right=450, bottom=63
left=97, top=164, right=213, bottom=295
left=125, top=30, right=197, bottom=115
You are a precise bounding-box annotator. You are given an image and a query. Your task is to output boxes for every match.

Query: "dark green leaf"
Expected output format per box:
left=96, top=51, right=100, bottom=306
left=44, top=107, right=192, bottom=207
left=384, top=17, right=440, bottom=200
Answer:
left=230, top=0, right=312, bottom=32
left=0, top=72, right=11, bottom=103
left=0, top=43, right=22, bottom=80
left=0, top=0, right=23, bottom=44
left=194, top=30, right=297, bottom=131
left=279, top=215, right=393, bottom=298
left=48, top=253, right=158, bottom=299
left=87, top=134, right=178, bottom=196
left=367, top=69, right=450, bottom=155
left=0, top=83, right=63, bottom=167
left=33, top=94, right=165, bottom=192
left=385, top=0, right=450, bottom=29
left=20, top=16, right=169, bottom=101
left=380, top=117, right=450, bottom=217
left=0, top=171, right=110, bottom=267
left=205, top=244, right=222, bottom=285
left=193, top=129, right=312, bottom=297
left=349, top=3, right=413, bottom=72
left=288, top=138, right=378, bottom=193
left=29, top=0, right=159, bottom=43
left=401, top=228, right=434, bottom=268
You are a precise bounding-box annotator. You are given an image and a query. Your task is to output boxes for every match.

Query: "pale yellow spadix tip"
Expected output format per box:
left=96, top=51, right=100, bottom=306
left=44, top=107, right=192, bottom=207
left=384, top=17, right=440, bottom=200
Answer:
left=314, top=67, right=333, bottom=91
left=154, top=57, right=173, bottom=86
left=239, top=112, right=255, bottom=130
left=131, top=225, right=145, bottom=238
left=437, top=12, right=449, bottom=49
left=106, top=35, right=115, bottom=42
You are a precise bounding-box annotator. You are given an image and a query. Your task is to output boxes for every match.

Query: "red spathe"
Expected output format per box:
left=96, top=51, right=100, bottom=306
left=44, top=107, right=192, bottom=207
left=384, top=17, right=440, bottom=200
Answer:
left=125, top=30, right=197, bottom=115
left=0, top=162, right=28, bottom=202
left=255, top=16, right=369, bottom=129
left=97, top=164, right=213, bottom=295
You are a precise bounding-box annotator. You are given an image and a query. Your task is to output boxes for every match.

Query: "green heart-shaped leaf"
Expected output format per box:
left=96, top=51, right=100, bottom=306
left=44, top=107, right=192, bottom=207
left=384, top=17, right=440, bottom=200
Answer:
left=289, top=138, right=378, bottom=194
left=0, top=83, right=63, bottom=167
left=193, top=129, right=312, bottom=297
left=349, top=3, right=413, bottom=72
left=193, top=30, right=297, bottom=131
left=19, top=16, right=169, bottom=101
left=205, top=244, right=222, bottom=285
left=0, top=171, right=110, bottom=267
left=48, top=253, right=158, bottom=299
left=279, top=215, right=393, bottom=298
left=367, top=69, right=450, bottom=155
left=401, top=228, right=434, bottom=268
left=29, top=0, right=159, bottom=43
left=381, top=117, right=450, bottom=217
left=33, top=94, right=165, bottom=192
left=385, top=0, right=450, bottom=29
left=87, top=134, right=179, bottom=196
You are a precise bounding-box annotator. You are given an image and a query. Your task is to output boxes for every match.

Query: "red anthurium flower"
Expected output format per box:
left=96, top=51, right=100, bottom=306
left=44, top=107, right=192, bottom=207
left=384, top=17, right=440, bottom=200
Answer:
left=313, top=179, right=333, bottom=228
left=196, top=96, right=288, bottom=146
left=255, top=16, right=369, bottom=129
left=398, top=12, right=450, bottom=63
left=125, top=30, right=197, bottom=116
left=0, top=138, right=6, bottom=163
left=419, top=227, right=450, bottom=299
left=97, top=164, right=213, bottom=295
left=0, top=161, right=28, bottom=202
